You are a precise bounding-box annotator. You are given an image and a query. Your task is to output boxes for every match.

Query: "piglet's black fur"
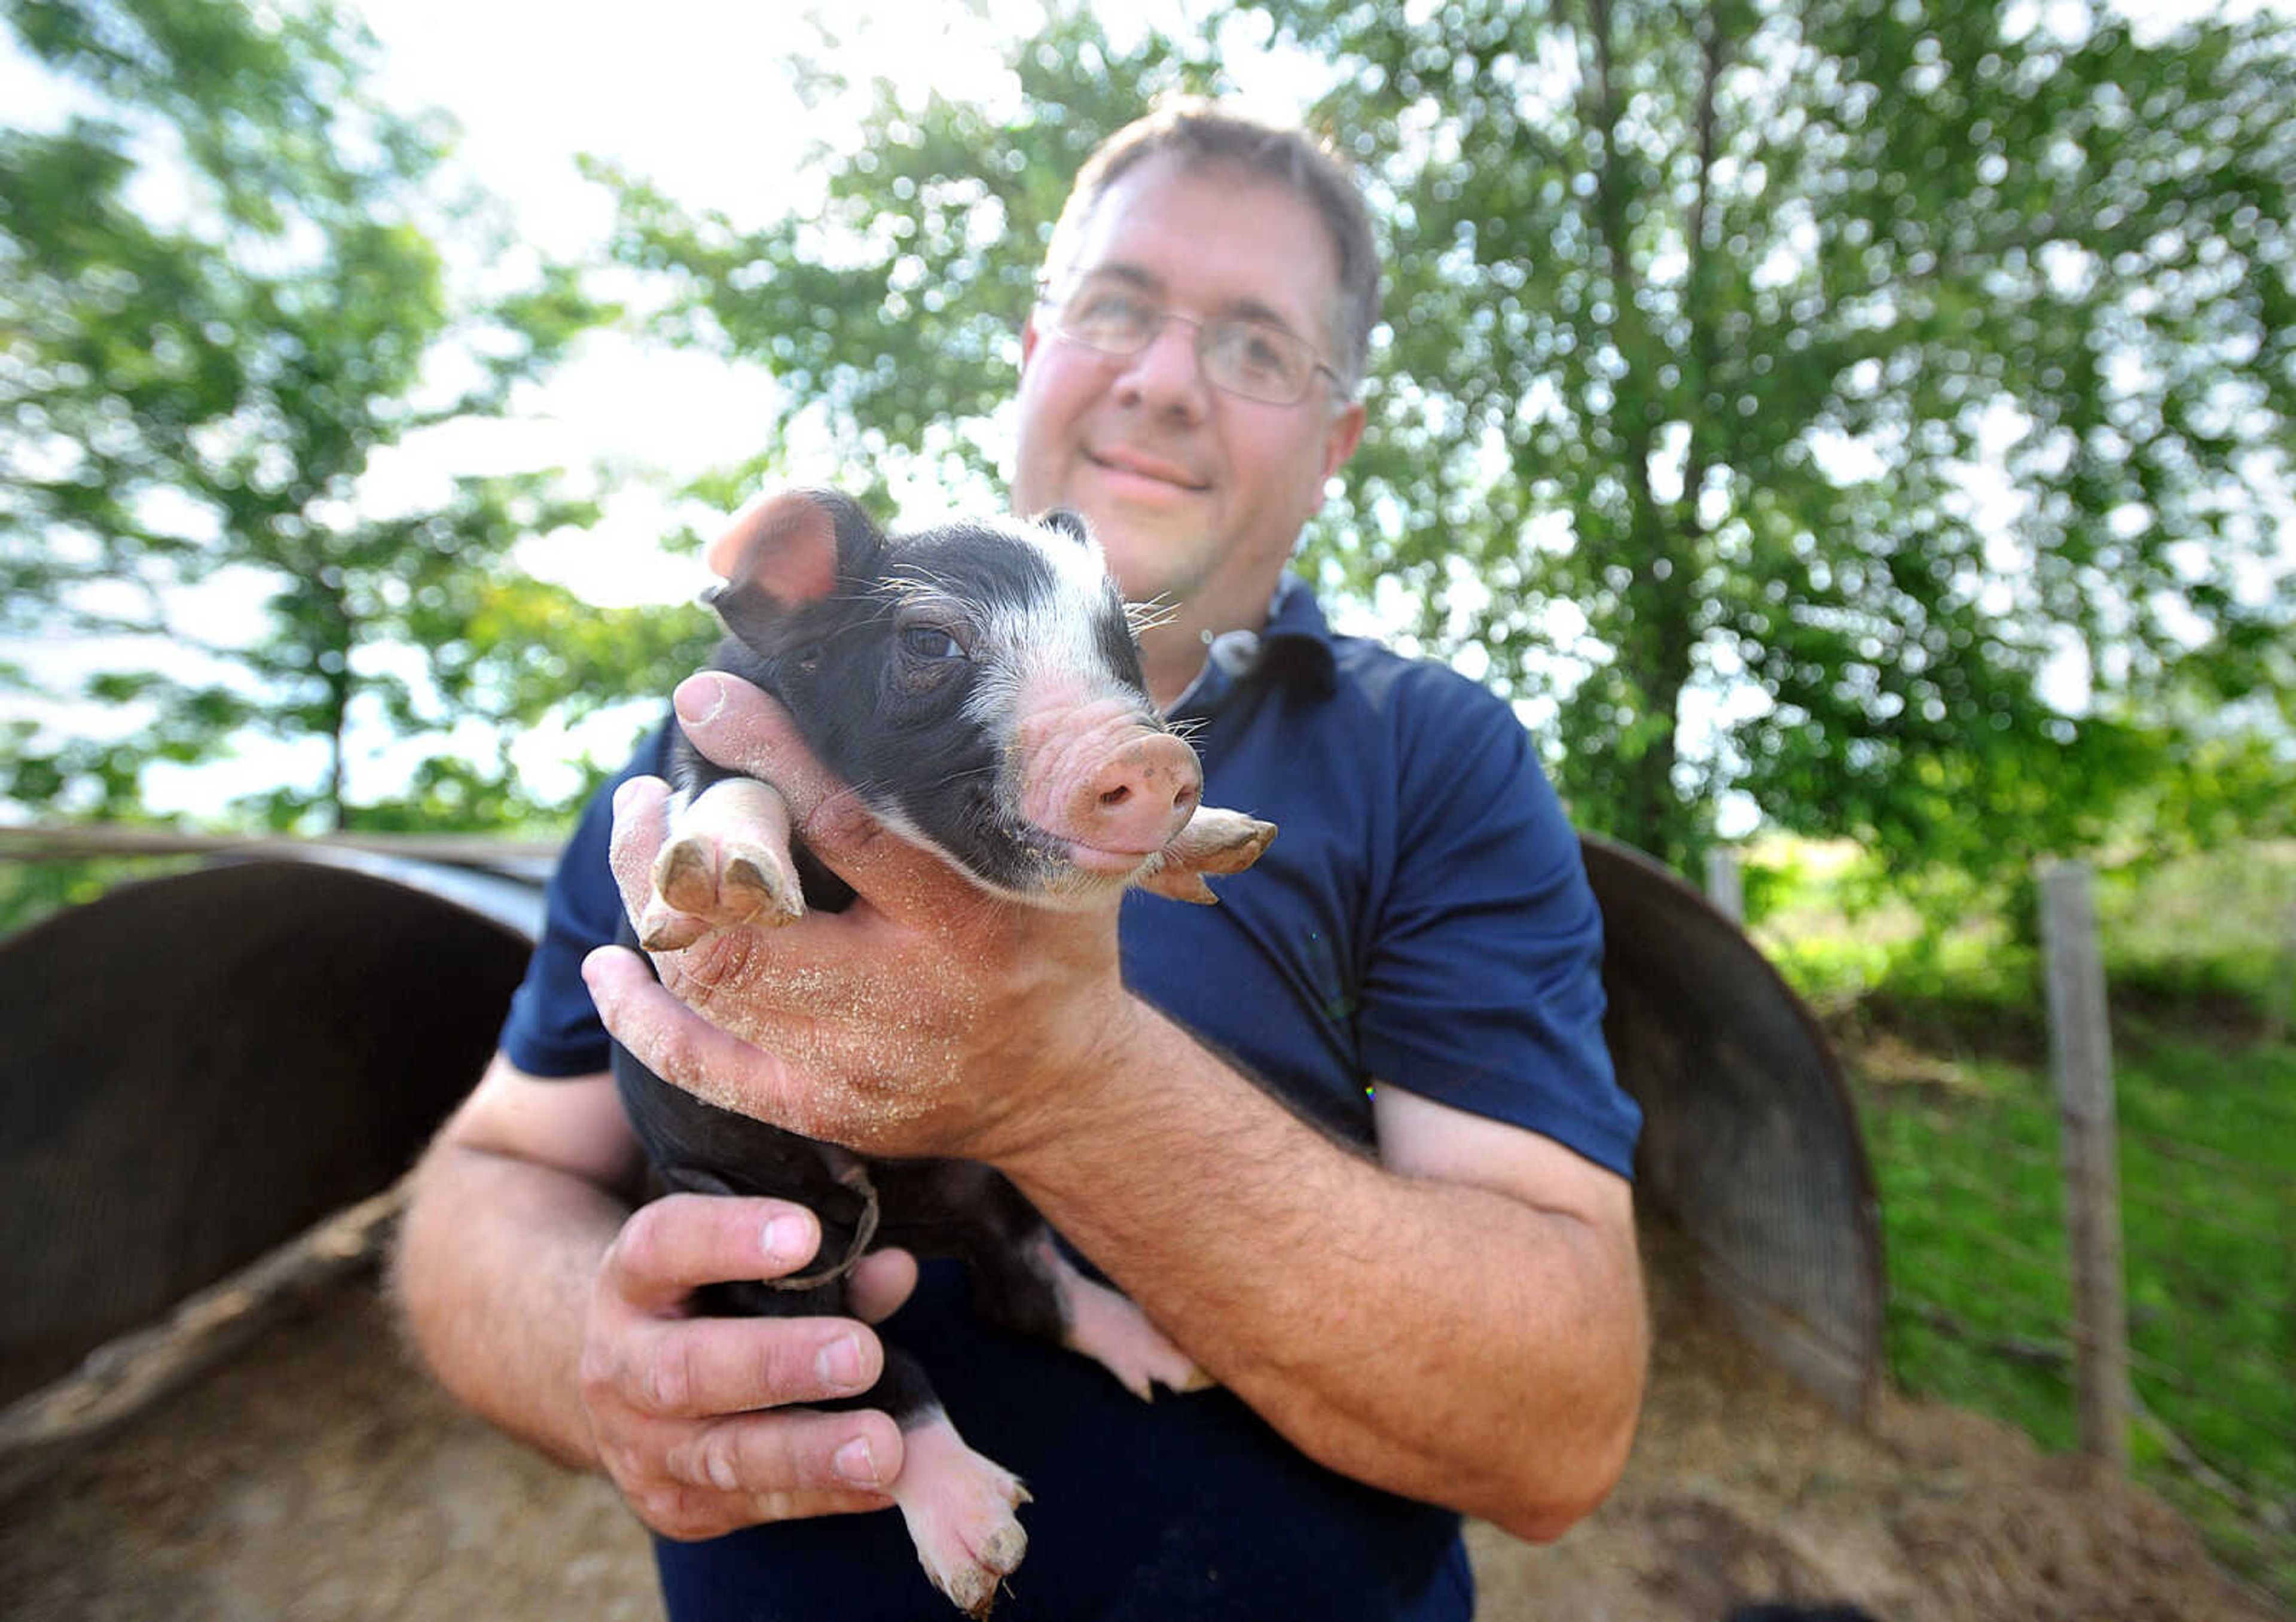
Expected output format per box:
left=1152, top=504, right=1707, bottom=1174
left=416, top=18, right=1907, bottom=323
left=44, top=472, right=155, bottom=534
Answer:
left=608, top=487, right=1274, bottom=1616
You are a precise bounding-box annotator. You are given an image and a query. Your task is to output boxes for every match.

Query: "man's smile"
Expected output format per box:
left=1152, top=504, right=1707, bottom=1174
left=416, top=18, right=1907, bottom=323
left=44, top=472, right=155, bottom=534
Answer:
left=1086, top=445, right=1212, bottom=495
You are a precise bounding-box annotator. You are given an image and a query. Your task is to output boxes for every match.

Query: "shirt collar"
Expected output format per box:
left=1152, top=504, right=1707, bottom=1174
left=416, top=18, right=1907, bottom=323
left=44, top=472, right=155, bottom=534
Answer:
left=1165, top=574, right=1340, bottom=720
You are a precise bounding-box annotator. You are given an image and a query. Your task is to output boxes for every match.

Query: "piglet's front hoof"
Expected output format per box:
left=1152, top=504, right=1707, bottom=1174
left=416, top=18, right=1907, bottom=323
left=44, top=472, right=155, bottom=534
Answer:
left=655, top=832, right=803, bottom=926
left=891, top=1413, right=1031, bottom=1618
left=1137, top=806, right=1278, bottom=905
left=637, top=777, right=807, bottom=950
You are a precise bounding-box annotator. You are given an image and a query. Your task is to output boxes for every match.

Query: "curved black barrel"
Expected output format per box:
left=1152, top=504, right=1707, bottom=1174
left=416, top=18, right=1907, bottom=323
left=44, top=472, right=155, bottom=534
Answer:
left=0, top=853, right=537, bottom=1404
left=0, top=835, right=1885, bottom=1423
left=1583, top=834, right=1884, bottom=1420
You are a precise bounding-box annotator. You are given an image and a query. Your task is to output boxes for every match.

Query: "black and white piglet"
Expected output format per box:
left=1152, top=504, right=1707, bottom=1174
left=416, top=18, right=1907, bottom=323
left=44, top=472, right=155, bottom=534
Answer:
left=610, top=487, right=1276, bottom=1617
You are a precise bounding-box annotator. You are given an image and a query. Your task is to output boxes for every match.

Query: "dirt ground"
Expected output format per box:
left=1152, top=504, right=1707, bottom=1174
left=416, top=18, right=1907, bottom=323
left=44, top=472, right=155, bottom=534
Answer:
left=2, top=1225, right=2281, bottom=1622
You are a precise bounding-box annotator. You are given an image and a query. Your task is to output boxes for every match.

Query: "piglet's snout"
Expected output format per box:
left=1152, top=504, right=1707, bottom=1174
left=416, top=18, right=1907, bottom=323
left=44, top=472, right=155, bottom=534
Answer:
left=1019, top=708, right=1202, bottom=865
left=1073, top=733, right=1201, bottom=854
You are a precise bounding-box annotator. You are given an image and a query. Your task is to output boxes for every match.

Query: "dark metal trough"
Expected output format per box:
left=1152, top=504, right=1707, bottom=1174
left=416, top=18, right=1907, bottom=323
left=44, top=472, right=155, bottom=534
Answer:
left=0, top=833, right=1883, bottom=1427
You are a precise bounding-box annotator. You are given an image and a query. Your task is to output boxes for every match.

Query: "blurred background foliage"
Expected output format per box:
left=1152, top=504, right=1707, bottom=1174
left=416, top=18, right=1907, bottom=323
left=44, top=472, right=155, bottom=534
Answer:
left=3, top=0, right=2292, bottom=898
left=5, top=0, right=2292, bottom=1591
left=590, top=0, right=2295, bottom=917
left=0, top=0, right=711, bottom=834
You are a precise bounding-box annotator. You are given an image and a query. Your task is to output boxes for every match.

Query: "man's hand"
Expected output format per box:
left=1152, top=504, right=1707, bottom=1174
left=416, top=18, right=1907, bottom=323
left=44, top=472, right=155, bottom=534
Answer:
left=394, top=1062, right=932, bottom=1540
left=581, top=671, right=1142, bottom=1165
left=579, top=1191, right=920, bottom=1541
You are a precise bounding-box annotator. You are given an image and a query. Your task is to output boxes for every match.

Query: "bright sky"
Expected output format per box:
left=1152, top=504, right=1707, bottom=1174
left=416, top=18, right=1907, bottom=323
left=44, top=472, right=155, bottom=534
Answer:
left=352, top=1, right=1024, bottom=614
left=8, top=0, right=2281, bottom=822
left=349, top=0, right=1314, bottom=614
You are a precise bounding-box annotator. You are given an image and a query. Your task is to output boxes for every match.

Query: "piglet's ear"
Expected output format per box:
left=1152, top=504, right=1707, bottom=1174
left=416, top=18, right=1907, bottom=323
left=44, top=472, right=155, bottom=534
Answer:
left=1041, top=508, right=1095, bottom=548
left=704, top=489, right=843, bottom=605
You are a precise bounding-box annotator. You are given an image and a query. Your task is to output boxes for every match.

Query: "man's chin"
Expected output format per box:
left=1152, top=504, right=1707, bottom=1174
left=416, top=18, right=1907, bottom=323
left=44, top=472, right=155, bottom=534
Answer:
left=1094, top=541, right=1212, bottom=614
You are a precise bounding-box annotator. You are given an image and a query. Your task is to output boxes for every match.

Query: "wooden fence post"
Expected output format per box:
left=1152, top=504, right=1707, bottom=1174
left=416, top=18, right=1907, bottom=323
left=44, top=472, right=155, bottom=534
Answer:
left=1705, top=847, right=1744, bottom=925
left=2038, top=859, right=2132, bottom=1469
left=2267, top=895, right=2295, bottom=1045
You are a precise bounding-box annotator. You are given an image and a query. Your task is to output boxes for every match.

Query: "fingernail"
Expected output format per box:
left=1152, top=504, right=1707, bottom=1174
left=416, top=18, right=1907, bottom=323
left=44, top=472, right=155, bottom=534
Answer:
left=674, top=673, right=726, bottom=726
left=817, top=1333, right=866, bottom=1391
left=833, top=1434, right=881, bottom=1488
left=762, top=1214, right=810, bottom=1266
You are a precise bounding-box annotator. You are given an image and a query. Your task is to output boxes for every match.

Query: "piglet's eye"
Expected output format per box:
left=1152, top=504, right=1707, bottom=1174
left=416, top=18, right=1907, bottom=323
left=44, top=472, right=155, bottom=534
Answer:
left=900, top=626, right=966, bottom=661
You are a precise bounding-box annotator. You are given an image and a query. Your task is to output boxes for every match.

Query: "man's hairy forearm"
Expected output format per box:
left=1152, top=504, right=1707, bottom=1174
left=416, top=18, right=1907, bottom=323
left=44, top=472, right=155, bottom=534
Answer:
left=994, top=1000, right=1646, bottom=1541
left=393, top=1139, right=625, bottom=1471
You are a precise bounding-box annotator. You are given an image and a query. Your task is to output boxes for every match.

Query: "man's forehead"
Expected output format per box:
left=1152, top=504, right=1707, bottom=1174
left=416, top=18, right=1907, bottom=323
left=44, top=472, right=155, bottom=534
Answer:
left=1061, top=154, right=1342, bottom=333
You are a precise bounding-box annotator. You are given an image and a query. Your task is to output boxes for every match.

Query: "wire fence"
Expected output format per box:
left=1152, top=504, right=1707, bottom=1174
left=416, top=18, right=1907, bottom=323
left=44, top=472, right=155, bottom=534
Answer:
left=1731, top=850, right=2296, bottom=1606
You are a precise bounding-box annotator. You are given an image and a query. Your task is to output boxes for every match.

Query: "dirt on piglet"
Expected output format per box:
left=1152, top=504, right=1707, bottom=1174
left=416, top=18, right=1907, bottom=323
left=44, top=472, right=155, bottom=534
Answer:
left=1, top=1222, right=2279, bottom=1622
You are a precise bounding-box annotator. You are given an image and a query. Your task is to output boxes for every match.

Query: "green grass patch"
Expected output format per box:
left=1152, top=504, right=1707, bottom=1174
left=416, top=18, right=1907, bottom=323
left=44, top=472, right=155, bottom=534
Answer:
left=1858, top=1057, right=2079, bottom=1450
left=1754, top=838, right=2296, bottom=1603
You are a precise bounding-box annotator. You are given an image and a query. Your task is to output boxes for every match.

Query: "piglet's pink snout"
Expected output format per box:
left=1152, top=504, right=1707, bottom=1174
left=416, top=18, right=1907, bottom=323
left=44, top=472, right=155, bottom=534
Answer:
left=1018, top=708, right=1202, bottom=861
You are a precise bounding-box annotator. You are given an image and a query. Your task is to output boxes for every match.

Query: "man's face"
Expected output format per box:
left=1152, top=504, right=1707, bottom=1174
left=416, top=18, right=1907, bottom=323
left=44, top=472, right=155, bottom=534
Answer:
left=1010, top=153, right=1366, bottom=631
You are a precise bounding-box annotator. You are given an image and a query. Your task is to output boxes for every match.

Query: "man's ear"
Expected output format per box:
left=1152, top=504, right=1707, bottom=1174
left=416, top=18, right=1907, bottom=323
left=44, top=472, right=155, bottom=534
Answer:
left=1321, top=399, right=1367, bottom=484
left=1300, top=398, right=1369, bottom=519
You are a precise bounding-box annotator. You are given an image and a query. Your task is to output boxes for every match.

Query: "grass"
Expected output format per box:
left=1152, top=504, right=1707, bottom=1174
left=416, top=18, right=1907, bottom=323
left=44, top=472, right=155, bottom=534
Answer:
left=1749, top=840, right=2296, bottom=1605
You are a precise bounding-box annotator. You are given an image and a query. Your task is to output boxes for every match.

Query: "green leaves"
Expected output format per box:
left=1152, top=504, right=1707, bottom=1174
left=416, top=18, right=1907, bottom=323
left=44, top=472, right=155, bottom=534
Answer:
left=17, top=0, right=2285, bottom=877
left=2, top=0, right=625, bottom=831
left=572, top=0, right=2292, bottom=897
left=1278, top=0, right=2296, bottom=887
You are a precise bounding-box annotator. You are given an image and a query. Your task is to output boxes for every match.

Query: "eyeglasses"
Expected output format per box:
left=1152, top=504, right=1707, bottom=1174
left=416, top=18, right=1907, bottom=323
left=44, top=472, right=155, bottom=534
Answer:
left=1036, top=275, right=1345, bottom=406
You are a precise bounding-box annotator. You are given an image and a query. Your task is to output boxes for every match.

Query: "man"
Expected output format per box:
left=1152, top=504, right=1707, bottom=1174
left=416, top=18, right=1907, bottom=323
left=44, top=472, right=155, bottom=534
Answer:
left=394, top=102, right=1647, bottom=1620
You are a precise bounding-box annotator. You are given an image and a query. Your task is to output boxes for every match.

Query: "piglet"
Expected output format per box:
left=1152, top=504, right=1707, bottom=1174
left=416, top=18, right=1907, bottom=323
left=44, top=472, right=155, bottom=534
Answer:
left=610, top=487, right=1275, bottom=1617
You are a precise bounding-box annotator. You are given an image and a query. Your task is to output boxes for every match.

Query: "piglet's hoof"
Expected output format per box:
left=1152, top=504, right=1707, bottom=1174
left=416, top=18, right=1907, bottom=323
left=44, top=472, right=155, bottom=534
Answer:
left=1034, top=1236, right=1211, bottom=1400
left=891, top=1414, right=1031, bottom=1617
left=652, top=831, right=804, bottom=926
left=1138, top=806, right=1278, bottom=905
left=639, top=778, right=807, bottom=950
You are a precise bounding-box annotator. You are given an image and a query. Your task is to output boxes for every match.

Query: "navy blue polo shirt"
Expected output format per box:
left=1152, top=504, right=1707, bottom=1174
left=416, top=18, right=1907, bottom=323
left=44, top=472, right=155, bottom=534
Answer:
left=499, top=576, right=1638, bottom=1621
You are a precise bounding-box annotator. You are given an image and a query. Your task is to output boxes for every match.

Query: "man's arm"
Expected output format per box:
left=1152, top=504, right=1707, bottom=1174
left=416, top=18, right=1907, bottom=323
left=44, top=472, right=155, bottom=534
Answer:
left=392, top=1051, right=920, bottom=1537
left=582, top=673, right=1649, bottom=1541
left=1000, top=1011, right=1644, bottom=1540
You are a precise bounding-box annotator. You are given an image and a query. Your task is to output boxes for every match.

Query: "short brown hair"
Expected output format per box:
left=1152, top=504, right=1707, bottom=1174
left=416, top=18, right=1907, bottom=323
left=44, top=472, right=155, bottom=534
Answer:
left=1042, top=100, right=1382, bottom=392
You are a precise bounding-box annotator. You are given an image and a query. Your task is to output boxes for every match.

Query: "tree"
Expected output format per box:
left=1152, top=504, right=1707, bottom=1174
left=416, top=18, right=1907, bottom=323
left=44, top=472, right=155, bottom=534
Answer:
left=1284, top=0, right=2296, bottom=886
left=590, top=9, right=1232, bottom=512
left=0, top=0, right=699, bottom=832
left=594, top=0, right=2295, bottom=889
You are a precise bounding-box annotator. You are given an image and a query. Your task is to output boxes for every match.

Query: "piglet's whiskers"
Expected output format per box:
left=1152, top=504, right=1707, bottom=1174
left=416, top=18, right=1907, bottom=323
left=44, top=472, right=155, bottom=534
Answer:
left=1124, top=596, right=1178, bottom=636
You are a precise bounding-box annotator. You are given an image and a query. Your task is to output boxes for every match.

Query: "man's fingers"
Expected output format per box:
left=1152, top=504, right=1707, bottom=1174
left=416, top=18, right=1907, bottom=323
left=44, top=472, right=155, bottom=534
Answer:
left=660, top=1404, right=905, bottom=1502
left=582, top=945, right=811, bottom=1129
left=599, top=1192, right=823, bottom=1313
left=610, top=1311, right=887, bottom=1419
left=847, top=1247, right=920, bottom=1325
left=672, top=674, right=841, bottom=821
left=607, top=774, right=673, bottom=927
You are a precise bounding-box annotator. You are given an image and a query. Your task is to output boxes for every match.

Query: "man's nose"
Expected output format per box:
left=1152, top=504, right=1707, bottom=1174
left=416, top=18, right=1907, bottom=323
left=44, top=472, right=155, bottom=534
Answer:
left=1115, top=314, right=1211, bottom=417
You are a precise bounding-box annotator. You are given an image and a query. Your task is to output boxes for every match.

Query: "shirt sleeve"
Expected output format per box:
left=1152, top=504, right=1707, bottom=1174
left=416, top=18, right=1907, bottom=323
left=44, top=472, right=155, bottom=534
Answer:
left=1353, top=668, right=1642, bottom=1179
left=496, top=720, right=671, bottom=1078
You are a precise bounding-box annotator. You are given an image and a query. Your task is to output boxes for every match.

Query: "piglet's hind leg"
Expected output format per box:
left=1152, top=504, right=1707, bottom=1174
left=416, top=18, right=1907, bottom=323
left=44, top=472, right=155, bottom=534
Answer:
left=891, top=1402, right=1031, bottom=1619
left=1030, top=1234, right=1212, bottom=1400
